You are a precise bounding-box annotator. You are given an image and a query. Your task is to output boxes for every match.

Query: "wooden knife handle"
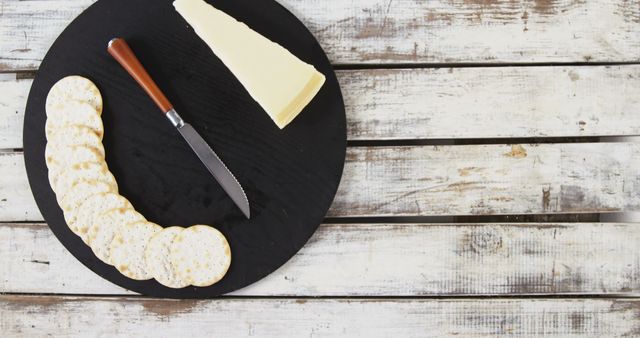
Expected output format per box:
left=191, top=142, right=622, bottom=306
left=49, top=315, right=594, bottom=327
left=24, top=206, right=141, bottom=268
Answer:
left=107, top=38, right=174, bottom=113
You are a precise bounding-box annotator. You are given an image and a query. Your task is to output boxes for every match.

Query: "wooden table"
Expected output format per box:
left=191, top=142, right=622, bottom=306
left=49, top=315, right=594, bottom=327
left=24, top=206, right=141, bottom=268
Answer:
left=2, top=1, right=640, bottom=336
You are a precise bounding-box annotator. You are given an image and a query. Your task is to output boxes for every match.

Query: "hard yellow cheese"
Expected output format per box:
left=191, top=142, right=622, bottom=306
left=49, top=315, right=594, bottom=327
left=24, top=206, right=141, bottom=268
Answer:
left=174, top=0, right=326, bottom=129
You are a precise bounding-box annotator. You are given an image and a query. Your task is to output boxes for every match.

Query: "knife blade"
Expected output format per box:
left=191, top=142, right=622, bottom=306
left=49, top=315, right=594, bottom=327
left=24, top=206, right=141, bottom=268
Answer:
left=108, top=38, right=250, bottom=219
left=169, top=110, right=250, bottom=218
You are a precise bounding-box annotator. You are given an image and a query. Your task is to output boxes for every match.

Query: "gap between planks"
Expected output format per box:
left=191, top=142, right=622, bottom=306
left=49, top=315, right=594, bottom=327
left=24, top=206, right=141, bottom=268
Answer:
left=2, top=293, right=640, bottom=300
left=332, top=61, right=640, bottom=70
left=7, top=62, right=640, bottom=77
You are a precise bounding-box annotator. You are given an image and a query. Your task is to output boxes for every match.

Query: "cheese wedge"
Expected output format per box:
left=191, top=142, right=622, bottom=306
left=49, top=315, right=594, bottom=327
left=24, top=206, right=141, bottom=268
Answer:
left=174, top=0, right=326, bottom=129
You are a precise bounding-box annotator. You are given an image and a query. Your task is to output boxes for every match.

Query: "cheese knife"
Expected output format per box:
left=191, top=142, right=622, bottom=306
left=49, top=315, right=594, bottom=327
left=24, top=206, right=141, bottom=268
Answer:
left=107, top=38, right=250, bottom=219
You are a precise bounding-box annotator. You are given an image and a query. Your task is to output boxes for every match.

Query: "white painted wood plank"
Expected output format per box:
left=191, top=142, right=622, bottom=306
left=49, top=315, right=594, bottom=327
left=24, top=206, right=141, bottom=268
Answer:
left=0, top=223, right=130, bottom=295
left=330, top=142, right=640, bottom=217
left=0, top=0, right=95, bottom=72
left=2, top=223, right=640, bottom=296
left=3, top=65, right=640, bottom=148
left=2, top=0, right=640, bottom=71
left=2, top=143, right=640, bottom=221
left=284, top=0, right=640, bottom=64
left=2, top=296, right=639, bottom=337
left=0, top=78, right=29, bottom=149
left=343, top=66, right=640, bottom=140
left=0, top=152, right=36, bottom=221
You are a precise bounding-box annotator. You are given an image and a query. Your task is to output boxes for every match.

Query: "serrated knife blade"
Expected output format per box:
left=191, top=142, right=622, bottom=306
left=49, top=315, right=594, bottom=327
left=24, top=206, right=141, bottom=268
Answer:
left=171, top=111, right=251, bottom=219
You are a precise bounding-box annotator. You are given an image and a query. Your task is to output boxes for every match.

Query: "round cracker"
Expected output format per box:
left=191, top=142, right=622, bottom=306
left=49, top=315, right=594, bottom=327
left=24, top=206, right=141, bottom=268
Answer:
left=45, top=144, right=104, bottom=171
left=46, top=76, right=103, bottom=115
left=145, top=227, right=190, bottom=289
left=45, top=146, right=104, bottom=194
left=45, top=101, right=103, bottom=140
left=52, top=161, right=117, bottom=204
left=45, top=144, right=104, bottom=173
left=60, top=180, right=114, bottom=229
left=68, top=193, right=132, bottom=243
left=88, top=207, right=146, bottom=264
left=109, top=221, right=162, bottom=280
left=47, top=125, right=105, bottom=157
left=169, top=225, right=231, bottom=287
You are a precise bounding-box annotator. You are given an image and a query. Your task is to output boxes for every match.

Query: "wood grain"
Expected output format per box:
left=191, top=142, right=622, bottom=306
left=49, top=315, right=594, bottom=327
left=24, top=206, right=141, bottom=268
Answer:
left=331, top=142, right=640, bottom=217
left=2, top=0, right=639, bottom=330
left=2, top=222, right=640, bottom=296
left=3, top=142, right=640, bottom=221
left=2, top=0, right=640, bottom=71
left=0, top=152, right=36, bottom=222
left=2, top=295, right=639, bottom=337
left=0, top=78, right=29, bottom=149
left=342, top=65, right=640, bottom=140
left=2, top=65, right=640, bottom=148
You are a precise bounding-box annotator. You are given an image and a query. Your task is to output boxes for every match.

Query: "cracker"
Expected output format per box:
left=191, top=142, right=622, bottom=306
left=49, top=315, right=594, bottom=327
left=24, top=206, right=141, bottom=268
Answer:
left=52, top=161, right=117, bottom=204
left=110, top=221, right=162, bottom=280
left=68, top=193, right=132, bottom=243
left=45, top=144, right=104, bottom=174
left=45, top=144, right=104, bottom=168
left=46, top=76, right=103, bottom=115
left=47, top=125, right=105, bottom=157
left=46, top=146, right=105, bottom=193
left=144, top=227, right=190, bottom=288
left=88, top=207, right=146, bottom=264
left=169, top=225, right=231, bottom=287
left=45, top=101, right=103, bottom=140
left=60, top=180, right=114, bottom=230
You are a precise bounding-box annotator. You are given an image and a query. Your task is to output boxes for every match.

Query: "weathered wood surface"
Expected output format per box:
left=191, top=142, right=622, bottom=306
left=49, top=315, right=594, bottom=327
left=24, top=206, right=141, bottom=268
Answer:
left=2, top=0, right=640, bottom=71
left=3, top=0, right=640, bottom=333
left=2, top=296, right=639, bottom=337
left=0, top=152, right=34, bottom=221
left=334, top=142, right=640, bottom=216
left=2, top=142, right=640, bottom=221
left=3, top=65, right=640, bottom=148
left=0, top=78, right=28, bottom=149
left=343, top=65, right=640, bottom=140
left=2, top=222, right=640, bottom=296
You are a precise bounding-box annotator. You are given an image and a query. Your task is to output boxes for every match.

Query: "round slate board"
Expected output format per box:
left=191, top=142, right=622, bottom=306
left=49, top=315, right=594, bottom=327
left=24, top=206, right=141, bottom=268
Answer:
left=23, top=0, right=346, bottom=298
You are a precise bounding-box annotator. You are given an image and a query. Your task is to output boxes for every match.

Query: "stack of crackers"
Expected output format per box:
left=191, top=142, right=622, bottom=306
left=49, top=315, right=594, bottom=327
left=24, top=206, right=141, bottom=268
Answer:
left=45, top=76, right=231, bottom=288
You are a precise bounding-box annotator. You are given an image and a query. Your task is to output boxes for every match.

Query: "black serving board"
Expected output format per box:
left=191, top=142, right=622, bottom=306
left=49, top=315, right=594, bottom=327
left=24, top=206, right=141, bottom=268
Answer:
left=23, top=0, right=346, bottom=298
